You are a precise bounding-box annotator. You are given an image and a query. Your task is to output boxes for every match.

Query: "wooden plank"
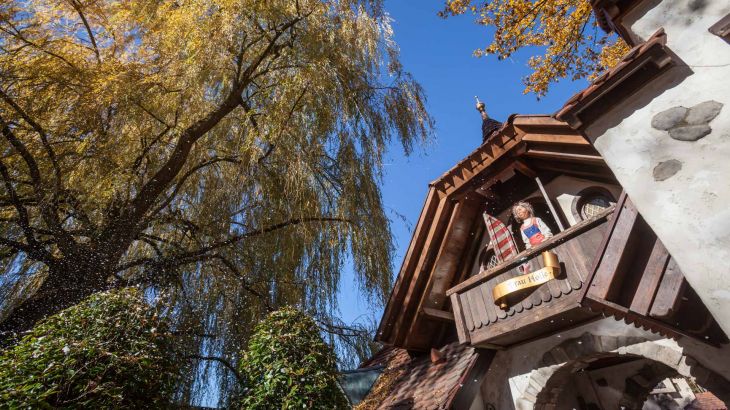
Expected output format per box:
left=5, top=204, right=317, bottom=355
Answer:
left=377, top=187, right=440, bottom=343
left=404, top=196, right=482, bottom=347
left=450, top=293, right=470, bottom=344
left=521, top=133, right=589, bottom=145
left=562, top=241, right=585, bottom=291
left=578, top=192, right=628, bottom=304
left=650, top=258, right=686, bottom=319
left=513, top=160, right=538, bottom=178
left=392, top=194, right=453, bottom=346
left=630, top=239, right=670, bottom=315
left=470, top=287, right=489, bottom=329
left=421, top=307, right=455, bottom=323
left=440, top=136, right=523, bottom=196
left=481, top=283, right=497, bottom=326
left=530, top=161, right=617, bottom=184
left=588, top=199, right=640, bottom=301
left=467, top=289, right=481, bottom=331
left=462, top=292, right=476, bottom=333
left=524, top=149, right=605, bottom=165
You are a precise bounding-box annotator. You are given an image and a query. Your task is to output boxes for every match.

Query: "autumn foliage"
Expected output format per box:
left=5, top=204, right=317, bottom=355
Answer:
left=442, top=0, right=629, bottom=96
left=0, top=2, right=431, bottom=390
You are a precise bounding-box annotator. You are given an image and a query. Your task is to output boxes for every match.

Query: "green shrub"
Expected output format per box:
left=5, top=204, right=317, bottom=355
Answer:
left=237, top=307, right=349, bottom=409
left=0, top=288, right=179, bottom=409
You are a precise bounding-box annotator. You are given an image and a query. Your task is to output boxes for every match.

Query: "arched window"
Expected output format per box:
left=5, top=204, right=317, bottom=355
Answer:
left=572, top=187, right=616, bottom=221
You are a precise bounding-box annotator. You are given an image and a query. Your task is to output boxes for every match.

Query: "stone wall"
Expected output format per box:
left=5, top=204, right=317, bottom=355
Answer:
left=474, top=317, right=730, bottom=410
left=582, top=0, right=730, bottom=335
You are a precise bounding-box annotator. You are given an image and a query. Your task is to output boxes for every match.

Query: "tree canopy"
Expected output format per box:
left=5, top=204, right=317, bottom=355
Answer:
left=0, top=288, right=179, bottom=408
left=0, top=0, right=431, bottom=404
left=237, top=307, right=349, bottom=409
left=441, top=0, right=629, bottom=96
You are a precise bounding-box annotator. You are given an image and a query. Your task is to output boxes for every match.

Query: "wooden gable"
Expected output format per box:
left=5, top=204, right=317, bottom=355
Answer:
left=375, top=115, right=615, bottom=351
left=376, top=115, right=727, bottom=352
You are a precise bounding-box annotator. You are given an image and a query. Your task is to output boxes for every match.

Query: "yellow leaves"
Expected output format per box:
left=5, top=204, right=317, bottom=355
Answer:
left=592, top=37, right=630, bottom=79
left=442, top=0, right=631, bottom=96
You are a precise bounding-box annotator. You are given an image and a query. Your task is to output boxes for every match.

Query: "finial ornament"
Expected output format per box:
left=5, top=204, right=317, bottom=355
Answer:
left=475, top=96, right=486, bottom=113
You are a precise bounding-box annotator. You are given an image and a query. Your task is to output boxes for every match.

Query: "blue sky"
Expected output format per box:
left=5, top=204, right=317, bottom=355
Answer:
left=336, top=1, right=592, bottom=343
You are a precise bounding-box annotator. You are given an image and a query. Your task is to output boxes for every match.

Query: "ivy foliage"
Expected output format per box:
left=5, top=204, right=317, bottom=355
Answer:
left=238, top=308, right=349, bottom=409
left=0, top=288, right=179, bottom=409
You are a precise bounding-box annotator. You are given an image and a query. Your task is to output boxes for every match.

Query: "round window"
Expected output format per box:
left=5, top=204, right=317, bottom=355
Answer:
left=580, top=194, right=613, bottom=219
left=572, top=187, right=617, bottom=222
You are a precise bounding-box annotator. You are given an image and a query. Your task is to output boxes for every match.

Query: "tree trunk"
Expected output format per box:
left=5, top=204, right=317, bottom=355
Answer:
left=0, top=264, right=107, bottom=346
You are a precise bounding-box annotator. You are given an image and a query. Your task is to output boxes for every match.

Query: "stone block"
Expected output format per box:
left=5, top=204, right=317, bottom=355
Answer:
left=599, top=335, right=619, bottom=352
left=685, top=100, right=723, bottom=125
left=668, top=124, right=712, bottom=141
left=677, top=356, right=693, bottom=376
left=652, top=106, right=688, bottom=130
left=624, top=343, right=643, bottom=356
left=653, top=346, right=682, bottom=366
left=653, top=159, right=682, bottom=181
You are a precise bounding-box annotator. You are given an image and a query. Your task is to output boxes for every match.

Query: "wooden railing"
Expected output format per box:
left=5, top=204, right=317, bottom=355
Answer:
left=446, top=206, right=615, bottom=348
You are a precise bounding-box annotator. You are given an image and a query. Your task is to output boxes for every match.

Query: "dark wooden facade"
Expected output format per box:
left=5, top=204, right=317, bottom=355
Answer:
left=376, top=114, right=727, bottom=354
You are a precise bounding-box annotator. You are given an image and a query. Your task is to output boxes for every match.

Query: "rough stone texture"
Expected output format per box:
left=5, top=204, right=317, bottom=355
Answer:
left=686, top=100, right=723, bottom=125
left=652, top=106, right=689, bottom=130
left=653, top=159, right=682, bottom=181
left=669, top=124, right=713, bottom=141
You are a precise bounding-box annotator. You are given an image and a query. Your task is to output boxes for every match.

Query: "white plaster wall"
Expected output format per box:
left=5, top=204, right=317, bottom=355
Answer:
left=477, top=317, right=730, bottom=410
left=583, top=0, right=730, bottom=335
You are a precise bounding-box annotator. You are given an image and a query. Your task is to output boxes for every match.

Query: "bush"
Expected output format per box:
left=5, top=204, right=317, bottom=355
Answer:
left=237, top=308, right=349, bottom=409
left=0, top=288, right=179, bottom=409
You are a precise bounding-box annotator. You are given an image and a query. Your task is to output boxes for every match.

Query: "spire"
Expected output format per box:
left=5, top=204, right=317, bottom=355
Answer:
left=475, top=96, right=488, bottom=120
left=475, top=96, right=502, bottom=143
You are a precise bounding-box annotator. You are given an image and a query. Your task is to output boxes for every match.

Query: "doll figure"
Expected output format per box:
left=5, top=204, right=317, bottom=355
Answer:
left=512, top=201, right=553, bottom=250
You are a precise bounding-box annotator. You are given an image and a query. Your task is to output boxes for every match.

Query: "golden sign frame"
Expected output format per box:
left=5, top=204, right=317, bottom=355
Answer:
left=492, top=251, right=561, bottom=309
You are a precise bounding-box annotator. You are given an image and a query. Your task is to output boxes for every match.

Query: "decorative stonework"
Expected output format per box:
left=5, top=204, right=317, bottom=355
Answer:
left=513, top=333, right=730, bottom=410
left=653, top=159, right=682, bottom=181
left=651, top=101, right=723, bottom=141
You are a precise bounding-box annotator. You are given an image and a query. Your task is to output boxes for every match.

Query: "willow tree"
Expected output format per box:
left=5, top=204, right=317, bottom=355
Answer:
left=0, top=0, right=430, bottom=366
left=441, top=0, right=630, bottom=96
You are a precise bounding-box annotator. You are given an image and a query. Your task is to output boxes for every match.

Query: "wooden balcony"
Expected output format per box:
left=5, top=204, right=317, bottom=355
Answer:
left=446, top=195, right=728, bottom=349
left=446, top=207, right=614, bottom=348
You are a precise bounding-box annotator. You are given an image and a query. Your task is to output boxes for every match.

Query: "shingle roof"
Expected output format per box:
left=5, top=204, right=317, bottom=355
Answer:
left=481, top=117, right=503, bottom=142
left=355, top=342, right=483, bottom=409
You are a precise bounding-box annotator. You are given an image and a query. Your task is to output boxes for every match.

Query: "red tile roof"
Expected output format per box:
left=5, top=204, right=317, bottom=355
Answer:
left=356, top=342, right=483, bottom=409
left=688, top=392, right=728, bottom=410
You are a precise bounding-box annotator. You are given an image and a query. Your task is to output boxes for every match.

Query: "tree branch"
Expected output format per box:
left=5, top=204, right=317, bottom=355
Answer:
left=186, top=354, right=245, bottom=386
left=0, top=88, right=62, bottom=192
left=68, top=0, right=101, bottom=64
left=0, top=159, right=37, bottom=247
left=115, top=217, right=353, bottom=273
left=146, top=155, right=241, bottom=219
